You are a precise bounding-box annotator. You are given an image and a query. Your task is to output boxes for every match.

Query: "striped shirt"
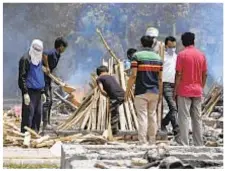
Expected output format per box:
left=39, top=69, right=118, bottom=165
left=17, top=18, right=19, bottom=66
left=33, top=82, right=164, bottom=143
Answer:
left=131, top=47, right=163, bottom=95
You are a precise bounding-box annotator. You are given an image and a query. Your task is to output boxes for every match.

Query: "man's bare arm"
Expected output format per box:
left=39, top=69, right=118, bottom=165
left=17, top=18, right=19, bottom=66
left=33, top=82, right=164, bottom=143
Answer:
left=43, top=54, right=50, bottom=73
left=97, top=82, right=108, bottom=97
left=174, top=71, right=182, bottom=100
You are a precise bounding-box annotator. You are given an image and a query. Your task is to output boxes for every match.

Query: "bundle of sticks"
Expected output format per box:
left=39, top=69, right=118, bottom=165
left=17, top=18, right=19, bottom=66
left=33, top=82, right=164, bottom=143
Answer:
left=57, top=29, right=139, bottom=133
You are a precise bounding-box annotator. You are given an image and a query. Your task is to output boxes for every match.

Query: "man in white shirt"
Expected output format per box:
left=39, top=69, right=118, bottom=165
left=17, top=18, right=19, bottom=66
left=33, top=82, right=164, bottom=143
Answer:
left=161, top=36, right=179, bottom=136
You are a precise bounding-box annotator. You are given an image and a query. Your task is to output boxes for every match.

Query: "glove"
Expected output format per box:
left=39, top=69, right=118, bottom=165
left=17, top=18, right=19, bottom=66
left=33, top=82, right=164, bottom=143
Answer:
left=41, top=94, right=46, bottom=103
left=24, top=93, right=30, bottom=105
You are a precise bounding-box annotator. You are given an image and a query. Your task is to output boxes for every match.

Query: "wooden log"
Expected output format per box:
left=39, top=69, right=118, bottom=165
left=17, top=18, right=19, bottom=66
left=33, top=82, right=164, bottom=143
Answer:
left=114, top=64, right=126, bottom=130
left=128, top=99, right=138, bottom=130
left=101, top=96, right=107, bottom=130
left=118, top=61, right=132, bottom=130
left=4, top=122, right=20, bottom=132
left=24, top=126, right=41, bottom=138
left=203, top=88, right=222, bottom=115
left=80, top=100, right=94, bottom=129
left=91, top=91, right=99, bottom=130
left=32, top=135, right=50, bottom=146
left=94, top=162, right=110, bottom=169
left=203, top=94, right=221, bottom=118
left=97, top=94, right=103, bottom=131
left=54, top=91, right=78, bottom=109
left=58, top=133, right=83, bottom=142
left=42, top=66, right=76, bottom=94
left=57, top=90, right=94, bottom=130
left=35, top=140, right=55, bottom=148
left=96, top=28, right=120, bottom=64
left=6, top=129, right=25, bottom=137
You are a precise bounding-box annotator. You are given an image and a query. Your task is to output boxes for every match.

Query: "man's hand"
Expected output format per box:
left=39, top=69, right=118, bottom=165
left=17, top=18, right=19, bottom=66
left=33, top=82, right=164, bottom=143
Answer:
left=24, top=93, right=30, bottom=105
left=45, top=67, right=50, bottom=75
left=41, top=94, right=47, bottom=103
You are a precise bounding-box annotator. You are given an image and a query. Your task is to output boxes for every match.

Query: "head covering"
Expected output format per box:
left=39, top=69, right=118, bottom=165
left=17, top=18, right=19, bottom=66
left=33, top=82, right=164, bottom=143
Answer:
left=145, top=27, right=159, bottom=37
left=29, top=39, right=43, bottom=66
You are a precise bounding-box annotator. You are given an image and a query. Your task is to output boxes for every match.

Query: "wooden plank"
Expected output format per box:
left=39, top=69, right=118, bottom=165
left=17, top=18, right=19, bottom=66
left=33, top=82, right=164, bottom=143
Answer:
left=114, top=64, right=126, bottom=130
left=96, top=28, right=120, bottom=64
left=157, top=42, right=165, bottom=129
left=54, top=91, right=78, bottom=109
left=57, top=89, right=94, bottom=130
left=91, top=91, right=99, bottom=130
left=97, top=94, right=103, bottom=131
left=128, top=99, right=138, bottom=130
left=118, top=61, right=132, bottom=130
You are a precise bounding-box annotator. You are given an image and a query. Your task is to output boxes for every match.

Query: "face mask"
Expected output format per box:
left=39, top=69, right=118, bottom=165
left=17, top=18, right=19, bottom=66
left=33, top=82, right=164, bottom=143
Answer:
left=29, top=39, right=43, bottom=65
left=167, top=48, right=176, bottom=55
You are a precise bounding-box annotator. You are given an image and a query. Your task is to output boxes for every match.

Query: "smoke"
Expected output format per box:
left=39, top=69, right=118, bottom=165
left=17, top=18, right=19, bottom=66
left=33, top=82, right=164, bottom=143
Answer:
left=3, top=3, right=223, bottom=98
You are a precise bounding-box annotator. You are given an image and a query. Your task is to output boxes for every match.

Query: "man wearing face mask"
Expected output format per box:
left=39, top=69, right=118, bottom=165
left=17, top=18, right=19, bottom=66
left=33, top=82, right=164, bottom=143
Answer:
left=161, top=36, right=179, bottom=137
left=18, top=39, right=46, bottom=133
left=42, top=37, right=68, bottom=134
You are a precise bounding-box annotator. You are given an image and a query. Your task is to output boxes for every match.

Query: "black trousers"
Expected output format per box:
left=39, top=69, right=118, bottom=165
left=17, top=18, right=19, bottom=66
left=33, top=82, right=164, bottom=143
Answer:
left=162, top=82, right=179, bottom=130
left=42, top=84, right=52, bottom=124
left=21, top=89, right=42, bottom=133
left=110, top=97, right=124, bottom=135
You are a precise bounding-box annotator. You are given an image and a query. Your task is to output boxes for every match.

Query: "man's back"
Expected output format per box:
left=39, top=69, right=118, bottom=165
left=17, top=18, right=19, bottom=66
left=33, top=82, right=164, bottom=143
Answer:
left=96, top=75, right=125, bottom=100
left=131, top=48, right=162, bottom=95
left=176, top=45, right=207, bottom=97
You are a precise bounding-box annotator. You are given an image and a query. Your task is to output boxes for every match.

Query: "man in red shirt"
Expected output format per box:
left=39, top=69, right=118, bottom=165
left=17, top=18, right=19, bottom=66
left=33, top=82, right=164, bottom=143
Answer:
left=174, top=32, right=207, bottom=146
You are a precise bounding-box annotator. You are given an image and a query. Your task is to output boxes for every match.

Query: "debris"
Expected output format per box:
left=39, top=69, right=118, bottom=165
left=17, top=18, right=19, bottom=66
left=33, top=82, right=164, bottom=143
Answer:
left=159, top=156, right=194, bottom=169
left=131, top=158, right=148, bottom=166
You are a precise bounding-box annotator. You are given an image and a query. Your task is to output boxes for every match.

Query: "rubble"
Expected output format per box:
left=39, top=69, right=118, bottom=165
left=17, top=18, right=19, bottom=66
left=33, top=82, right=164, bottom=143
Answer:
left=60, top=144, right=224, bottom=169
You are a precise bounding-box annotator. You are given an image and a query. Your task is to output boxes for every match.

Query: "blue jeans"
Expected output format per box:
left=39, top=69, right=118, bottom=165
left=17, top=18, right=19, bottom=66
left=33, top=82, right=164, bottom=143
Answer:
left=162, top=82, right=179, bottom=131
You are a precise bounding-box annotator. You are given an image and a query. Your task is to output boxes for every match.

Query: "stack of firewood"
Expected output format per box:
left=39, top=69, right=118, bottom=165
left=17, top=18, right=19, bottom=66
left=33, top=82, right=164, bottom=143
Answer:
left=57, top=58, right=138, bottom=132
left=57, top=29, right=138, bottom=132
left=202, top=83, right=223, bottom=120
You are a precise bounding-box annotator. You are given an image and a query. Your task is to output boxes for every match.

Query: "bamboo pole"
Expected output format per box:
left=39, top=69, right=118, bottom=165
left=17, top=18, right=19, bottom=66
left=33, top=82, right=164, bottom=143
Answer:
left=157, top=42, right=165, bottom=129
left=96, top=28, right=120, bottom=64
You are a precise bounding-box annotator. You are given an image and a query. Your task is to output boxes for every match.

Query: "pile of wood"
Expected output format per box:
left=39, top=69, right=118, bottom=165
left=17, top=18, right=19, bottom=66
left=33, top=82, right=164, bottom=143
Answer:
left=202, top=83, right=223, bottom=120
left=57, top=28, right=138, bottom=133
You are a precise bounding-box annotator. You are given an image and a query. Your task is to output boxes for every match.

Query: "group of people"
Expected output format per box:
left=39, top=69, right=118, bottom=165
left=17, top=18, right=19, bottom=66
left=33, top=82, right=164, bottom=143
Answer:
left=18, top=37, right=68, bottom=135
left=18, top=27, right=207, bottom=147
left=96, top=27, right=207, bottom=146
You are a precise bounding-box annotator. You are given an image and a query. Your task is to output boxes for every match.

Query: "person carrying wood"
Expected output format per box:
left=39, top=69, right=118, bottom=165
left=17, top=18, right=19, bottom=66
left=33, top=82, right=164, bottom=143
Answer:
left=42, top=37, right=68, bottom=134
left=18, top=39, right=46, bottom=133
left=125, top=36, right=163, bottom=146
left=161, top=36, right=179, bottom=137
left=174, top=32, right=207, bottom=146
left=96, top=65, right=125, bottom=135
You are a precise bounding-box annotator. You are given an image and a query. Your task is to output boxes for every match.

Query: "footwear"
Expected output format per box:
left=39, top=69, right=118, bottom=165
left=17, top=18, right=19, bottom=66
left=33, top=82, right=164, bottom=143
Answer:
left=173, top=127, right=180, bottom=136
left=161, top=124, right=168, bottom=133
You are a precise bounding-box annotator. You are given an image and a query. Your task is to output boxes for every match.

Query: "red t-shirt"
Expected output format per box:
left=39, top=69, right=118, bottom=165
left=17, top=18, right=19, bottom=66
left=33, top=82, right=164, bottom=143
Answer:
left=176, top=45, right=207, bottom=97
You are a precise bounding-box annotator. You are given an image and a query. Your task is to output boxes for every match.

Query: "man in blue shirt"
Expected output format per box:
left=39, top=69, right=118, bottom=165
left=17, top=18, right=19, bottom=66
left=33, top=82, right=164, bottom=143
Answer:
left=18, top=39, right=46, bottom=133
left=42, top=37, right=68, bottom=134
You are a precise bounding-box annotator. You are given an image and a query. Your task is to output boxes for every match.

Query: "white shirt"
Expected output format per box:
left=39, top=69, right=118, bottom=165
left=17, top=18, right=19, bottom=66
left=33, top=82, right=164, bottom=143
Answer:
left=162, top=51, right=177, bottom=83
